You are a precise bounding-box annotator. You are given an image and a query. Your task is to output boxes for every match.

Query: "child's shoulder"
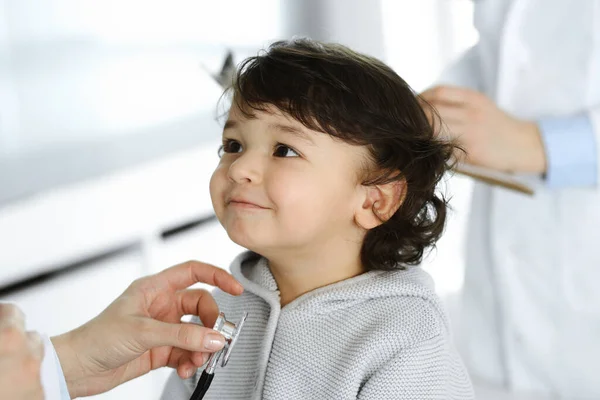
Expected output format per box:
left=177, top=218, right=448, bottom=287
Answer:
left=354, top=267, right=452, bottom=345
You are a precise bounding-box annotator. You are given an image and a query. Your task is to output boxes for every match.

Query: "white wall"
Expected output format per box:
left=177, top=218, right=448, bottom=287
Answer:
left=281, top=0, right=386, bottom=60
left=0, top=0, right=281, bottom=154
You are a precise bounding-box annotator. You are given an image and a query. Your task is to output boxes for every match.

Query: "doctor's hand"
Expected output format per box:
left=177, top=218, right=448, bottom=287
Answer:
left=420, top=85, right=547, bottom=174
left=0, top=303, right=44, bottom=400
left=51, top=260, right=244, bottom=399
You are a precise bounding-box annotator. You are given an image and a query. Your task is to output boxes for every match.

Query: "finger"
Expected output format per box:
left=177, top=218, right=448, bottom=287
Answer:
left=139, top=319, right=226, bottom=353
left=419, top=87, right=441, bottom=103
left=175, top=289, right=220, bottom=329
left=161, top=345, right=189, bottom=369
left=190, top=351, right=209, bottom=367
left=0, top=306, right=27, bottom=353
left=26, top=331, right=44, bottom=360
left=178, top=352, right=210, bottom=379
left=421, top=85, right=481, bottom=106
left=150, top=261, right=244, bottom=295
left=433, top=105, right=470, bottom=125
left=0, top=303, right=26, bottom=328
left=177, top=360, right=198, bottom=380
left=178, top=351, right=210, bottom=379
left=165, top=347, right=209, bottom=371
left=162, top=347, right=199, bottom=379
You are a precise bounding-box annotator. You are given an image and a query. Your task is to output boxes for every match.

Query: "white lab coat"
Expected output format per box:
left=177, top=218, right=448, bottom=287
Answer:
left=41, top=335, right=68, bottom=400
left=439, top=0, right=600, bottom=398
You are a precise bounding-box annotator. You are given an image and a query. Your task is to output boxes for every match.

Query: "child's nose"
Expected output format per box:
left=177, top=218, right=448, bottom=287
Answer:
left=227, top=152, right=263, bottom=184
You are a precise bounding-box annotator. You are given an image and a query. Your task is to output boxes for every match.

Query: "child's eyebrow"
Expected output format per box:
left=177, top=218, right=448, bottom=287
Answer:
left=223, top=119, right=239, bottom=131
left=268, top=123, right=315, bottom=145
left=223, top=119, right=315, bottom=145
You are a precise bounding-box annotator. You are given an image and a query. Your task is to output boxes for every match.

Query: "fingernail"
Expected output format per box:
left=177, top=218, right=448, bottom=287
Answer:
left=204, top=333, right=225, bottom=351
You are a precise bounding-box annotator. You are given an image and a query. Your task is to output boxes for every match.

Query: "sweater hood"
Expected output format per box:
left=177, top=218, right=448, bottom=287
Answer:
left=229, top=251, right=449, bottom=326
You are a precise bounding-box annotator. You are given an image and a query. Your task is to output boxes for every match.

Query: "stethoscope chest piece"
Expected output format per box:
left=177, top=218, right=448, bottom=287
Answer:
left=190, top=311, right=248, bottom=400
left=205, top=311, right=248, bottom=373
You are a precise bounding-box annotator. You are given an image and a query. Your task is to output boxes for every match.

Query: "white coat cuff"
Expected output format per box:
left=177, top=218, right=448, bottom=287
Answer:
left=41, top=335, right=71, bottom=400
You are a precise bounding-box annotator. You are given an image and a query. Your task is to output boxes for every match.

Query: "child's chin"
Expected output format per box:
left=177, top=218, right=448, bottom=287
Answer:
left=227, top=230, right=264, bottom=252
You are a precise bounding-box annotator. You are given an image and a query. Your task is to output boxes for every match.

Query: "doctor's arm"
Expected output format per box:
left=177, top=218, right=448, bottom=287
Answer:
left=357, top=334, right=474, bottom=400
left=420, top=86, right=599, bottom=188
left=49, top=260, right=243, bottom=399
left=1, top=260, right=242, bottom=400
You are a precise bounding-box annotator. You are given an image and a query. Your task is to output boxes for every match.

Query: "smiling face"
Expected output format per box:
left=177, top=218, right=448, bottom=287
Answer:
left=209, top=104, right=372, bottom=257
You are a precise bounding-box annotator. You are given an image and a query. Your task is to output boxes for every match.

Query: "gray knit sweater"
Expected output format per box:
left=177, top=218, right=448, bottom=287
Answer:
left=161, top=252, right=474, bottom=399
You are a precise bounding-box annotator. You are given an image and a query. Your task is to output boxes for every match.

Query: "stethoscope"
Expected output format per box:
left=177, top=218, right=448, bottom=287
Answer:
left=189, top=311, right=248, bottom=400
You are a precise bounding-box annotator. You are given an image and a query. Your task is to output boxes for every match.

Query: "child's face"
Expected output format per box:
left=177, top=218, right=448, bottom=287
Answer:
left=209, top=104, right=371, bottom=255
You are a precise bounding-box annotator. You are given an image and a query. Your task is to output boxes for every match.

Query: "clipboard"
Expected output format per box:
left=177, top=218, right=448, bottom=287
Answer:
left=453, top=163, right=535, bottom=196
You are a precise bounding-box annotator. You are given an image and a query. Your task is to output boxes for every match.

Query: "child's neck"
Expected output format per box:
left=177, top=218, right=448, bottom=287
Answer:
left=266, top=245, right=365, bottom=307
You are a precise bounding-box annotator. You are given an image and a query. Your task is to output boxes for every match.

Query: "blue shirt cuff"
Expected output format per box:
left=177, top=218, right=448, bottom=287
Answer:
left=539, top=115, right=598, bottom=188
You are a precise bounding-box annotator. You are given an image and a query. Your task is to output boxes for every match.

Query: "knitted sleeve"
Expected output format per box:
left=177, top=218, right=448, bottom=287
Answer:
left=358, top=333, right=474, bottom=400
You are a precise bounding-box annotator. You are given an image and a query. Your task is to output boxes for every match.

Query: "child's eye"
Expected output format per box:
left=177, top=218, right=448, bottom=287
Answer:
left=273, top=144, right=300, bottom=158
left=219, top=139, right=243, bottom=157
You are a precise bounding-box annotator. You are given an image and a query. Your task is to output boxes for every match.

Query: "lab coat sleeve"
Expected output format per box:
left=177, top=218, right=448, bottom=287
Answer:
left=435, top=44, right=481, bottom=91
left=41, top=335, right=71, bottom=400
left=357, top=334, right=474, bottom=400
left=539, top=114, right=598, bottom=188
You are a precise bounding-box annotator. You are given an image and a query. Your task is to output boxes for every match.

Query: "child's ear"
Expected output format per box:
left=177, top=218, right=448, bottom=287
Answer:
left=355, top=180, right=406, bottom=230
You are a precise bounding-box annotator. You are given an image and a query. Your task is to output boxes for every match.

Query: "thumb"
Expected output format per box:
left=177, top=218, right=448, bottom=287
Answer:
left=139, top=320, right=226, bottom=353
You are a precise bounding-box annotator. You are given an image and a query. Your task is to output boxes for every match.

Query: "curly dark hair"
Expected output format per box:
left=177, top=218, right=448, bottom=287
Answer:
left=222, top=38, right=458, bottom=271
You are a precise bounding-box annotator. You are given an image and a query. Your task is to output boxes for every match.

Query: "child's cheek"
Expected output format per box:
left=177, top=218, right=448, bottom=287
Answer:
left=274, top=179, right=318, bottom=224
left=209, top=167, right=227, bottom=213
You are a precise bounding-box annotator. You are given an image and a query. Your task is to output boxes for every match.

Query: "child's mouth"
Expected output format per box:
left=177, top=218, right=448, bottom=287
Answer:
left=228, top=200, right=267, bottom=210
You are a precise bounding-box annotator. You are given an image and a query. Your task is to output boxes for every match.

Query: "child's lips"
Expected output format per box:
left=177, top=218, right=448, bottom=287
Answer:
left=227, top=197, right=268, bottom=209
left=230, top=201, right=264, bottom=209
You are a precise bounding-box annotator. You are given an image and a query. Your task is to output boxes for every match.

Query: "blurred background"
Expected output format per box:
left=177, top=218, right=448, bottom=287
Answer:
left=0, top=0, right=480, bottom=398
